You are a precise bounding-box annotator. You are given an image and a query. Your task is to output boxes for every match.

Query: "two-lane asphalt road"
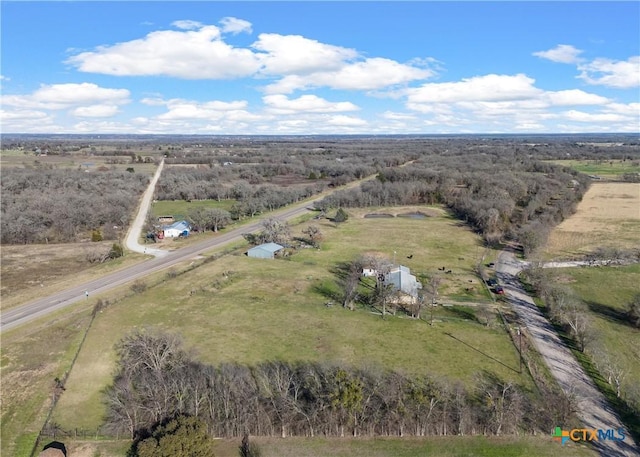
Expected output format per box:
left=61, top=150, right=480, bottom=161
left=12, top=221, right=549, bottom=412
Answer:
left=0, top=202, right=314, bottom=333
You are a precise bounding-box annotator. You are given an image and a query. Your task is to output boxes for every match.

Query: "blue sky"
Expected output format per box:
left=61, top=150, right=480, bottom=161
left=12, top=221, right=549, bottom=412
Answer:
left=1, top=1, right=639, bottom=134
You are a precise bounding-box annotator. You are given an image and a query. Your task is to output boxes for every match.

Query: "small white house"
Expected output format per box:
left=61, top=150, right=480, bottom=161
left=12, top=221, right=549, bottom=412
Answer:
left=163, top=220, right=190, bottom=238
left=247, top=242, right=284, bottom=259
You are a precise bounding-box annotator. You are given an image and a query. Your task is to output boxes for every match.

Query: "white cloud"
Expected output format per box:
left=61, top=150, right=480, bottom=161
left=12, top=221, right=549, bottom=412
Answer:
left=67, top=26, right=261, bottom=79
left=265, top=58, right=433, bottom=94
left=578, top=56, right=640, bottom=88
left=0, top=109, right=57, bottom=132
left=0, top=109, right=50, bottom=121
left=533, top=44, right=583, bottom=64
left=534, top=45, right=639, bottom=89
left=156, top=98, right=249, bottom=120
left=545, top=89, right=609, bottom=106
left=253, top=33, right=358, bottom=75
left=1, top=83, right=130, bottom=110
left=562, top=109, right=628, bottom=123
left=66, top=21, right=433, bottom=94
left=381, top=111, right=417, bottom=120
left=315, top=58, right=433, bottom=91
left=407, top=74, right=541, bottom=106
left=219, top=17, right=252, bottom=35
left=603, top=102, right=640, bottom=117
left=326, top=115, right=367, bottom=127
left=172, top=20, right=203, bottom=30
left=263, top=94, right=358, bottom=114
left=71, top=104, right=120, bottom=118
left=400, top=71, right=639, bottom=133
left=0, top=75, right=9, bottom=81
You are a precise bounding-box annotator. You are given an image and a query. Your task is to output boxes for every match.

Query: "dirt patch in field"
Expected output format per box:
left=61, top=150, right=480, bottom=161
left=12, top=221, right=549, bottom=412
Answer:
left=545, top=182, right=640, bottom=258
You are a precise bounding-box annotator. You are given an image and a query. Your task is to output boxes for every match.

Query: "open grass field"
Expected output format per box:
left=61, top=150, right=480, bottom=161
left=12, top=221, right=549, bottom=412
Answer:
left=547, top=159, right=640, bottom=179
left=50, top=206, right=523, bottom=434
left=543, top=182, right=640, bottom=259
left=0, top=149, right=158, bottom=174
left=0, top=309, right=93, bottom=457
left=544, top=264, right=640, bottom=440
left=57, top=435, right=596, bottom=457
left=547, top=264, right=640, bottom=397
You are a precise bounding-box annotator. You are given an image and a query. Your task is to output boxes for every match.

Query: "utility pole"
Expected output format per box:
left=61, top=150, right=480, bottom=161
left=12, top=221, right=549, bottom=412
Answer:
left=517, top=326, right=522, bottom=373
left=431, top=297, right=435, bottom=326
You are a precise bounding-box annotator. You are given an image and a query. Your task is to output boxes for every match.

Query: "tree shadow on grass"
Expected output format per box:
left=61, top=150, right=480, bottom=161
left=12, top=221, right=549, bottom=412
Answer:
left=442, top=305, right=480, bottom=324
left=585, top=300, right=634, bottom=329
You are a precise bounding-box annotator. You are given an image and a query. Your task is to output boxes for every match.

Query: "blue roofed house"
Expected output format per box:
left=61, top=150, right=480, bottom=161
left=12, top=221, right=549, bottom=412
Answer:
left=163, top=220, right=190, bottom=238
left=247, top=242, right=284, bottom=259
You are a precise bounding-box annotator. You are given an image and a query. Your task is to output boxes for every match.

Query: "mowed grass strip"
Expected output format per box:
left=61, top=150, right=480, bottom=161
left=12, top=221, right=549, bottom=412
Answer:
left=544, top=182, right=640, bottom=258
left=0, top=311, right=92, bottom=457
left=53, top=206, right=529, bottom=430
left=62, top=434, right=597, bottom=457
left=221, top=435, right=597, bottom=457
left=547, top=159, right=640, bottom=178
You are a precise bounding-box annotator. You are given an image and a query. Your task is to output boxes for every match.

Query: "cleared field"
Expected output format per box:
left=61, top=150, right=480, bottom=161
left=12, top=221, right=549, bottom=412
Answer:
left=0, top=242, right=147, bottom=310
left=0, top=150, right=158, bottom=174
left=547, top=159, right=640, bottom=178
left=544, top=182, right=640, bottom=258
left=51, top=206, right=524, bottom=432
left=59, top=435, right=596, bottom=457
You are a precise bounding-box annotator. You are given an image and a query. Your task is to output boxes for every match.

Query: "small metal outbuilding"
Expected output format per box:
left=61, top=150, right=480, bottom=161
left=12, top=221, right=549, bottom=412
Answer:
left=247, top=242, right=284, bottom=259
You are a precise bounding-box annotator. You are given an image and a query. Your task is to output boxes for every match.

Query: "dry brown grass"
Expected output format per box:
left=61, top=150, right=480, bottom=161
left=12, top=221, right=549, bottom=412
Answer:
left=0, top=242, right=146, bottom=310
left=544, top=182, right=640, bottom=258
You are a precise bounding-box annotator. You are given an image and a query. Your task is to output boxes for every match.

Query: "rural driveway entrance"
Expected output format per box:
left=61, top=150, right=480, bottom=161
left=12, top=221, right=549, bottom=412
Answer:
left=496, top=250, right=638, bottom=456
left=125, top=158, right=168, bottom=257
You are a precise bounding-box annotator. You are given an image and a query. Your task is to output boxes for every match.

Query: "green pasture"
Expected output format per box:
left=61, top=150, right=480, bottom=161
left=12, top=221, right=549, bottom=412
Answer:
left=547, top=159, right=640, bottom=178
left=151, top=199, right=237, bottom=220
left=61, top=434, right=596, bottom=457
left=226, top=435, right=596, bottom=457
left=548, top=264, right=640, bottom=395
left=52, top=206, right=525, bottom=431
left=0, top=310, right=93, bottom=457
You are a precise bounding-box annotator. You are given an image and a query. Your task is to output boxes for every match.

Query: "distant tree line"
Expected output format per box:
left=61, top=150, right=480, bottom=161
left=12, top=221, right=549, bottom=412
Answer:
left=1, top=168, right=148, bottom=243
left=315, top=151, right=591, bottom=254
left=105, top=330, right=576, bottom=441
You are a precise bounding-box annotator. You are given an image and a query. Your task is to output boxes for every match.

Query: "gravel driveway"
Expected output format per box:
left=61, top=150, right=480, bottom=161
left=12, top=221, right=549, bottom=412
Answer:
left=496, top=250, right=638, bottom=456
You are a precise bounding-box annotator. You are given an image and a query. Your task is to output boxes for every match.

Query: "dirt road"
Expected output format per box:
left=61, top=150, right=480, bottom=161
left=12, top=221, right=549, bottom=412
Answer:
left=124, top=158, right=169, bottom=257
left=496, top=250, right=638, bottom=456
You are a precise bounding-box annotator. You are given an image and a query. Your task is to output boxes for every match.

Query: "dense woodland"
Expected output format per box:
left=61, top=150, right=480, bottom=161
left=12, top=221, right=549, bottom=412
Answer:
left=106, top=330, right=576, bottom=440
left=0, top=168, right=148, bottom=244
left=316, top=152, right=591, bottom=253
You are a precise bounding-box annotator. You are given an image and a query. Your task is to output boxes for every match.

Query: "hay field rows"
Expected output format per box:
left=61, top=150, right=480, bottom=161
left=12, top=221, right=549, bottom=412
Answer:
left=544, top=182, right=640, bottom=258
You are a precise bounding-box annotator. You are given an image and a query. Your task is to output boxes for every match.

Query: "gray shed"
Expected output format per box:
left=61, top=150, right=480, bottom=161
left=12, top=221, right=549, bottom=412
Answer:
left=247, top=242, right=284, bottom=259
